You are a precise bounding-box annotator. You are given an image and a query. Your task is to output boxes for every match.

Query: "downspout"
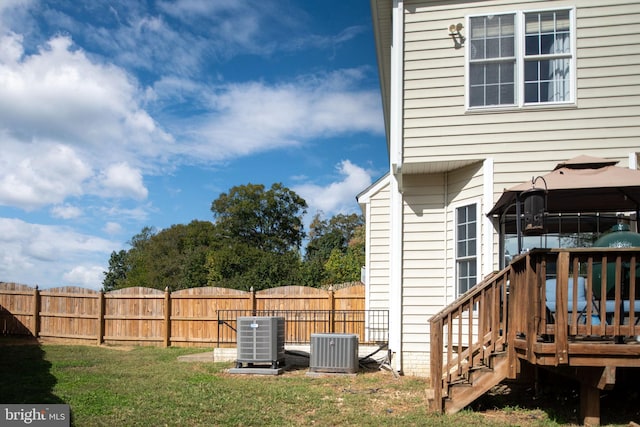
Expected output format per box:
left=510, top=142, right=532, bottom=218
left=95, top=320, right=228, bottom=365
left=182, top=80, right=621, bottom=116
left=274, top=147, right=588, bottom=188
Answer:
left=443, top=172, right=448, bottom=306
left=629, top=153, right=639, bottom=230
left=388, top=0, right=404, bottom=373
left=516, top=193, right=522, bottom=254
left=363, top=200, right=372, bottom=342
left=483, top=158, right=494, bottom=276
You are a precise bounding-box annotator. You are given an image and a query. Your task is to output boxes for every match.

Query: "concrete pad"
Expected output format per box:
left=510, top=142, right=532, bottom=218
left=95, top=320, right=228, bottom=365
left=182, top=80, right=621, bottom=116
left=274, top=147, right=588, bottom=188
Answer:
left=177, top=352, right=214, bottom=362
left=306, top=371, right=357, bottom=378
left=213, top=347, right=236, bottom=362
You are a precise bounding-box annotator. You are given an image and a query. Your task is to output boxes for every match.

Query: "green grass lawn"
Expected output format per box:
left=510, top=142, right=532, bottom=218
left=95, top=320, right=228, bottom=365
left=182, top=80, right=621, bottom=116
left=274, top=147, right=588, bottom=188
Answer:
left=0, top=338, right=609, bottom=426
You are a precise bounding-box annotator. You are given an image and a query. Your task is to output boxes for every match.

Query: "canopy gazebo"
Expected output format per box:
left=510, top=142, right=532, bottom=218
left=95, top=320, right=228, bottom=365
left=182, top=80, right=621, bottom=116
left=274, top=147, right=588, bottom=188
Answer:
left=489, top=155, right=640, bottom=217
left=488, top=155, right=640, bottom=258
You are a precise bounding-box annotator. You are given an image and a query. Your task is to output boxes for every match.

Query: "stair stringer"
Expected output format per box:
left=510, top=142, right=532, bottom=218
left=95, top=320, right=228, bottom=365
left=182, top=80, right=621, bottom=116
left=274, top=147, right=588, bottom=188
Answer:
left=443, top=355, right=510, bottom=414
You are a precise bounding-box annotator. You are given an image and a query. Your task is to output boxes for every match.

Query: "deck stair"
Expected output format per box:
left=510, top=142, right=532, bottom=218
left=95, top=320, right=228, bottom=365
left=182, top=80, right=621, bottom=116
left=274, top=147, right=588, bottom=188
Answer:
left=442, top=353, right=509, bottom=414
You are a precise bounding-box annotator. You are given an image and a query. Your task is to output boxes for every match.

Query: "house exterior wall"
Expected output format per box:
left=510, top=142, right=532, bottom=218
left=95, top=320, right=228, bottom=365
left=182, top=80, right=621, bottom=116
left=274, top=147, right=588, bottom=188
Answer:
left=367, top=0, right=640, bottom=377
left=399, top=164, right=489, bottom=375
left=402, top=0, right=640, bottom=182
left=367, top=184, right=391, bottom=312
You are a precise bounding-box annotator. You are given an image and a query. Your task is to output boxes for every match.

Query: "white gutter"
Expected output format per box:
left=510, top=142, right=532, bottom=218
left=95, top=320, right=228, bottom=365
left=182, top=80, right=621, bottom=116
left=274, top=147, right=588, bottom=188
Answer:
left=390, top=0, right=404, bottom=176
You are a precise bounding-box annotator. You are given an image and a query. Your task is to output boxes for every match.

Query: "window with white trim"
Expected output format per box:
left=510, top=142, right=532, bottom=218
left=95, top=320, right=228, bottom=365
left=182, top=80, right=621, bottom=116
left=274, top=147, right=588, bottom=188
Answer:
left=468, top=9, right=574, bottom=108
left=456, top=203, right=478, bottom=296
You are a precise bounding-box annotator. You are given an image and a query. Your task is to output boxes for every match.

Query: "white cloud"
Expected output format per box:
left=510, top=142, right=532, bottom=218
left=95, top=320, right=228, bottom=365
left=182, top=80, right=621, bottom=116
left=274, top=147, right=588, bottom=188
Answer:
left=100, top=204, right=151, bottom=222
left=0, top=32, right=171, bottom=211
left=0, top=1, right=32, bottom=35
left=0, top=33, right=171, bottom=164
left=156, top=0, right=288, bottom=58
left=51, top=204, right=83, bottom=219
left=0, top=217, right=116, bottom=288
left=99, top=162, right=148, bottom=200
left=0, top=141, right=91, bottom=210
left=63, top=265, right=105, bottom=290
left=104, top=221, right=123, bottom=235
left=294, top=160, right=373, bottom=216
left=185, top=70, right=383, bottom=161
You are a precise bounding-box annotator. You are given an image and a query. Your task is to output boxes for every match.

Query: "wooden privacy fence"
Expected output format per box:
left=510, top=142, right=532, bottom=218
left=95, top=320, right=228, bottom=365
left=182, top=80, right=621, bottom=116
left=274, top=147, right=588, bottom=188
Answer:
left=0, top=282, right=385, bottom=347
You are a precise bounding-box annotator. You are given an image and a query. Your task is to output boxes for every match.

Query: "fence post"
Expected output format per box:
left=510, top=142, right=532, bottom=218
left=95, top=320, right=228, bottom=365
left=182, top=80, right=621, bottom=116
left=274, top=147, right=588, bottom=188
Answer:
left=32, top=286, right=40, bottom=337
left=329, top=285, right=335, bottom=333
left=164, top=287, right=171, bottom=347
left=97, top=290, right=105, bottom=345
left=250, top=286, right=256, bottom=315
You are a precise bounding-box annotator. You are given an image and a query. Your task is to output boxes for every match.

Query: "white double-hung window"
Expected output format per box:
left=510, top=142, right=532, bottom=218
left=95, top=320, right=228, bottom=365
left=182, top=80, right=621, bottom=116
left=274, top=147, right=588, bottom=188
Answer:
left=456, top=203, right=478, bottom=297
left=468, top=9, right=574, bottom=109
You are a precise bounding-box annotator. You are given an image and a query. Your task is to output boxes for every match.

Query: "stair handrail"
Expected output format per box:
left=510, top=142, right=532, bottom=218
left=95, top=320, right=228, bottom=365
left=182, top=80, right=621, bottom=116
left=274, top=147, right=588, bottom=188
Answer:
left=429, top=263, right=514, bottom=412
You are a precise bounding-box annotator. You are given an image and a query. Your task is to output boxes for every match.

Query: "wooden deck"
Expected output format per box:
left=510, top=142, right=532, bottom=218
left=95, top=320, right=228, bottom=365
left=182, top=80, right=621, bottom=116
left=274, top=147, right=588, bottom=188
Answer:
left=429, top=248, right=640, bottom=426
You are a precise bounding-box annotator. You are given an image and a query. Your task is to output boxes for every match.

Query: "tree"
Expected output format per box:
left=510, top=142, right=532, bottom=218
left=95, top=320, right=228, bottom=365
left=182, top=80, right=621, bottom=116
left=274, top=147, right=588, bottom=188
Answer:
left=211, top=183, right=307, bottom=253
left=206, top=243, right=302, bottom=291
left=124, top=226, right=157, bottom=288
left=207, top=183, right=307, bottom=290
left=303, top=213, right=365, bottom=286
left=102, top=250, right=129, bottom=291
left=102, top=221, right=218, bottom=291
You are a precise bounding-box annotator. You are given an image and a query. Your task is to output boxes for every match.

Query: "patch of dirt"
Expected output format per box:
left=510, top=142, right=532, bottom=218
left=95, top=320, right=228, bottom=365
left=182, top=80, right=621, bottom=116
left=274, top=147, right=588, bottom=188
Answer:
left=471, top=369, right=640, bottom=426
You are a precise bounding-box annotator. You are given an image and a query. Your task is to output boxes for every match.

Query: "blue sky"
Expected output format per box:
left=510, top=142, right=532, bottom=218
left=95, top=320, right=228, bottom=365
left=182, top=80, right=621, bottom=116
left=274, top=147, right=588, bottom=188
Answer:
left=0, top=0, right=388, bottom=290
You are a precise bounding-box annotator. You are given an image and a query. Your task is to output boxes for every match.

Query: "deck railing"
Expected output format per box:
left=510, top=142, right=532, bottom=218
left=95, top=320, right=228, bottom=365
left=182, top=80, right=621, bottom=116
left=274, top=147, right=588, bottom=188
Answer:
left=514, top=248, right=639, bottom=346
left=430, top=247, right=640, bottom=412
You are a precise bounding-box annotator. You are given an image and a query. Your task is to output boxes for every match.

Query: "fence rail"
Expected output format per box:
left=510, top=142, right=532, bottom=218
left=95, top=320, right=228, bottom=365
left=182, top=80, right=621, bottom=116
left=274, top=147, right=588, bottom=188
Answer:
left=0, top=282, right=387, bottom=346
left=216, top=309, right=389, bottom=346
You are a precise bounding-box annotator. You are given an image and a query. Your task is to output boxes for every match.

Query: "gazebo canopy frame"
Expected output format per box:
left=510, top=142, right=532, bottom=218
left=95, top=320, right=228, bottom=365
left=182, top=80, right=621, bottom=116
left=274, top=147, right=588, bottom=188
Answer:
left=489, top=155, right=640, bottom=255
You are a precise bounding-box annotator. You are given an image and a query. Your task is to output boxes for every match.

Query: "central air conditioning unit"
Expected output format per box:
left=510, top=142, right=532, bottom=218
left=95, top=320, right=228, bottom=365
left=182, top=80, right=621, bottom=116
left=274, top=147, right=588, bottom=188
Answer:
left=236, top=316, right=285, bottom=369
left=309, top=333, right=359, bottom=374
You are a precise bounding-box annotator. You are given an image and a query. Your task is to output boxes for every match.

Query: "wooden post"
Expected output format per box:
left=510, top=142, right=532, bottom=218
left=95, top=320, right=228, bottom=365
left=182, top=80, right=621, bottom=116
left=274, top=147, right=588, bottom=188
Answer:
left=506, top=266, right=518, bottom=379
left=629, top=256, right=636, bottom=332
left=580, top=382, right=600, bottom=427
left=328, top=285, right=335, bottom=333
left=97, top=291, right=105, bottom=345
left=32, top=286, right=40, bottom=338
left=555, top=251, right=569, bottom=365
left=164, top=287, right=171, bottom=347
left=526, top=254, right=537, bottom=364
left=430, top=316, right=444, bottom=412
left=250, top=286, right=256, bottom=315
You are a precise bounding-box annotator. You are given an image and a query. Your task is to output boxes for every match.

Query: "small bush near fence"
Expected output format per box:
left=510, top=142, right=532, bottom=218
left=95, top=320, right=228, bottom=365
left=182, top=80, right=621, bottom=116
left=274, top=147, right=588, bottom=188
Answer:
left=0, top=282, right=387, bottom=347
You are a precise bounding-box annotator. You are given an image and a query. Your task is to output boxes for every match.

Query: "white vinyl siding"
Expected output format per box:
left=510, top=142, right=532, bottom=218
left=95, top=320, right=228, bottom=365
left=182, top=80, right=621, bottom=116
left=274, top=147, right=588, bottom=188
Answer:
left=368, top=187, right=391, bottom=311
left=401, top=174, right=446, bottom=364
left=401, top=0, right=640, bottom=172
left=360, top=180, right=391, bottom=312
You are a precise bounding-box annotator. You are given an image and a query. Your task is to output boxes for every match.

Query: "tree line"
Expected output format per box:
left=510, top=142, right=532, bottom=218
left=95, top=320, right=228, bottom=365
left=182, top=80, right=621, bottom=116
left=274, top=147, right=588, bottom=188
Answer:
left=103, top=183, right=364, bottom=291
